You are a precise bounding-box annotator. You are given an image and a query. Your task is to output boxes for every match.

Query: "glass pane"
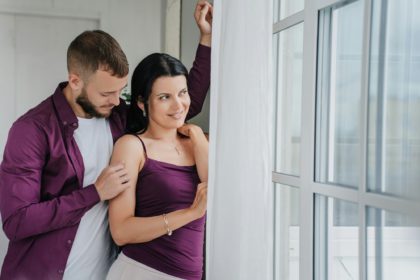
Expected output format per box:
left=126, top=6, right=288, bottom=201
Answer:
left=273, top=0, right=279, bottom=23
left=273, top=32, right=279, bottom=166
left=274, top=184, right=299, bottom=280
left=367, top=207, right=420, bottom=280
left=367, top=0, right=420, bottom=200
left=274, top=23, right=303, bottom=176
left=315, top=195, right=359, bottom=280
left=273, top=0, right=304, bottom=22
left=315, top=1, right=364, bottom=188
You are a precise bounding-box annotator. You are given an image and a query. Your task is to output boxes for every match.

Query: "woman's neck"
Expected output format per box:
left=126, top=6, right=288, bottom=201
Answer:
left=144, top=125, right=179, bottom=142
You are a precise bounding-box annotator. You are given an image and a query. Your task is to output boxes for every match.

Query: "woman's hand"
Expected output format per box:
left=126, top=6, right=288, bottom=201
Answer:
left=178, top=124, right=208, bottom=182
left=194, top=0, right=213, bottom=46
left=177, top=123, right=203, bottom=138
left=189, top=182, right=208, bottom=219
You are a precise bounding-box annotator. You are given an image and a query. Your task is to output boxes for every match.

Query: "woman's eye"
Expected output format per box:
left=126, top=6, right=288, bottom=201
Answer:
left=159, top=95, right=169, bottom=100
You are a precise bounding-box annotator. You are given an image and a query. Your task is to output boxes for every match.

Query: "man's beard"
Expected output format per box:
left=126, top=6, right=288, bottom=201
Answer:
left=76, top=87, right=110, bottom=118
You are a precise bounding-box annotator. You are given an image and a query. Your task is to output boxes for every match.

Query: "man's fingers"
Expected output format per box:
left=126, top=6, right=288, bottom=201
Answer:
left=120, top=181, right=131, bottom=190
left=114, top=167, right=128, bottom=175
left=120, top=175, right=130, bottom=184
left=195, top=0, right=207, bottom=12
left=199, top=4, right=210, bottom=23
left=207, top=5, right=213, bottom=20
left=108, top=163, right=129, bottom=177
left=108, top=162, right=125, bottom=173
left=195, top=1, right=206, bottom=20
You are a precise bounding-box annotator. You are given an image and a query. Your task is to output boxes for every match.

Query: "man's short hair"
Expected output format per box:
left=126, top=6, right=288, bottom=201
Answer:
left=67, top=30, right=129, bottom=80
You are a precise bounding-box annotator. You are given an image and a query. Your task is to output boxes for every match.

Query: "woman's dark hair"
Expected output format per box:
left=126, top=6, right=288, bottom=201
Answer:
left=126, top=53, right=188, bottom=133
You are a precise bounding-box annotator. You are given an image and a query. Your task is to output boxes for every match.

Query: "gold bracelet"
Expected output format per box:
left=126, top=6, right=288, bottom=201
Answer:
left=162, top=214, right=173, bottom=236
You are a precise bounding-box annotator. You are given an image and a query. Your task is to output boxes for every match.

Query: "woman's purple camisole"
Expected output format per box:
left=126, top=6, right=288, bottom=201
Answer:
left=122, top=136, right=205, bottom=280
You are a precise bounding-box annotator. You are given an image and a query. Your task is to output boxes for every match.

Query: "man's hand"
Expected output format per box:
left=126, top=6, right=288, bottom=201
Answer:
left=195, top=0, right=213, bottom=46
left=94, top=163, right=130, bottom=201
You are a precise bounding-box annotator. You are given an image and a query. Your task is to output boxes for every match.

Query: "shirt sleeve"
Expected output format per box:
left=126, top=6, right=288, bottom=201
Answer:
left=0, top=120, right=100, bottom=242
left=186, top=44, right=211, bottom=120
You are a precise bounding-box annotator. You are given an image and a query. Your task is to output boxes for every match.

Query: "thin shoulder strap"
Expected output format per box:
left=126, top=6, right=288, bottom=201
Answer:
left=132, top=134, right=148, bottom=158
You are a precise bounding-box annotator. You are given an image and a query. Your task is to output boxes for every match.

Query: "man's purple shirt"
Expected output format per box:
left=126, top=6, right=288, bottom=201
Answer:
left=0, top=45, right=210, bottom=280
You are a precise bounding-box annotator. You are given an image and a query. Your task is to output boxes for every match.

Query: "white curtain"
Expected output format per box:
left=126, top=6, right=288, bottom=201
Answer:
left=206, top=0, right=273, bottom=279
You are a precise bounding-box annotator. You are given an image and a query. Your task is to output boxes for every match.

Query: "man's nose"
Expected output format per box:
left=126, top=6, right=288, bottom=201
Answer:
left=110, top=92, right=120, bottom=106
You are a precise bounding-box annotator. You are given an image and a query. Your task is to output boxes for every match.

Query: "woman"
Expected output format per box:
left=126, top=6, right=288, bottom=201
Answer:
left=106, top=50, right=209, bottom=280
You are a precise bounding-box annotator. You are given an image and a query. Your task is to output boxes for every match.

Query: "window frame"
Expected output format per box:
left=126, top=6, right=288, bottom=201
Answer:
left=272, top=0, right=420, bottom=279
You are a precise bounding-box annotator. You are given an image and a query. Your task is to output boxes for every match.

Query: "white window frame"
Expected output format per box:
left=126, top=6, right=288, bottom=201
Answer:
left=272, top=0, right=420, bottom=279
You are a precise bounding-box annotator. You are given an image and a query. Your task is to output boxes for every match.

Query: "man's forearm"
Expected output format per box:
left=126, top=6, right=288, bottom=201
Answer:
left=1, top=184, right=99, bottom=241
left=186, top=44, right=211, bottom=120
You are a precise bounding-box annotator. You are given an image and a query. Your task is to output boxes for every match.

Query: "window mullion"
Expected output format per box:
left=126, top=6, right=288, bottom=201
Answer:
left=300, top=0, right=318, bottom=279
left=360, top=0, right=373, bottom=279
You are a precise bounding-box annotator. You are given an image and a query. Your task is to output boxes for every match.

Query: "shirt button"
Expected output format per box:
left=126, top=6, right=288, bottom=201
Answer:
left=67, top=239, right=72, bottom=244
left=63, top=121, right=67, bottom=125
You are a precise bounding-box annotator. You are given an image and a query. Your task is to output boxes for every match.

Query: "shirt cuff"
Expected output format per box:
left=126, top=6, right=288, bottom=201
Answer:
left=82, top=184, right=101, bottom=205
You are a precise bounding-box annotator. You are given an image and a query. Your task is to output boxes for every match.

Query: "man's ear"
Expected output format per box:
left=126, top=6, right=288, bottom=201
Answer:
left=68, top=72, right=84, bottom=91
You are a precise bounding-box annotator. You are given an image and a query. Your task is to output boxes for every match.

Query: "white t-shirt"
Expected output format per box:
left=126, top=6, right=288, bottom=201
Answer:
left=63, top=117, right=116, bottom=280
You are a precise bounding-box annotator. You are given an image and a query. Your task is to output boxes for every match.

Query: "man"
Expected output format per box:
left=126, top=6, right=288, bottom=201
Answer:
left=0, top=1, right=213, bottom=279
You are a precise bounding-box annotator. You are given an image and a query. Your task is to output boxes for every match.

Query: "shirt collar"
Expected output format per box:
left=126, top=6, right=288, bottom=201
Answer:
left=52, top=82, right=79, bottom=130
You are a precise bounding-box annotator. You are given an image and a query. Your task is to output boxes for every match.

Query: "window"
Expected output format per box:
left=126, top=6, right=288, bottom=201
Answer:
left=272, top=1, right=304, bottom=279
left=274, top=0, right=304, bottom=22
left=367, top=208, right=420, bottom=279
left=274, top=184, right=300, bottom=280
left=274, top=23, right=304, bottom=176
left=367, top=0, right=420, bottom=201
left=316, top=0, right=364, bottom=188
left=272, top=0, right=420, bottom=279
left=315, top=195, right=359, bottom=280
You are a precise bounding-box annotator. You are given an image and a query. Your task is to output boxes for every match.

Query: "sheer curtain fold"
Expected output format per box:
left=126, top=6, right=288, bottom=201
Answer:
left=206, top=1, right=273, bottom=279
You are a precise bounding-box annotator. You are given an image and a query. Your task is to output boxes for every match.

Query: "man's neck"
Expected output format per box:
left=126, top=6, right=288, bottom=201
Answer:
left=63, top=84, right=91, bottom=118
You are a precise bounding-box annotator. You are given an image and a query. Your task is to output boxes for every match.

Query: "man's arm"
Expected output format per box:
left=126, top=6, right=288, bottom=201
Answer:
left=186, top=0, right=213, bottom=120
left=186, top=45, right=211, bottom=120
left=0, top=120, right=100, bottom=241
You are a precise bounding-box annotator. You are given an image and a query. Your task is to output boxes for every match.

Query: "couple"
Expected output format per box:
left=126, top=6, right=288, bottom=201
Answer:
left=0, top=1, right=212, bottom=280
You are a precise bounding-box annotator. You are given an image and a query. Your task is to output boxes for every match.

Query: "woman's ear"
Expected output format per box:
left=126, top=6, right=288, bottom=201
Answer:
left=137, top=100, right=145, bottom=112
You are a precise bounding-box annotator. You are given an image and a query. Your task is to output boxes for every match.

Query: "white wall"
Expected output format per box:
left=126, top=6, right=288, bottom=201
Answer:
left=102, top=0, right=165, bottom=82
left=0, top=0, right=164, bottom=268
